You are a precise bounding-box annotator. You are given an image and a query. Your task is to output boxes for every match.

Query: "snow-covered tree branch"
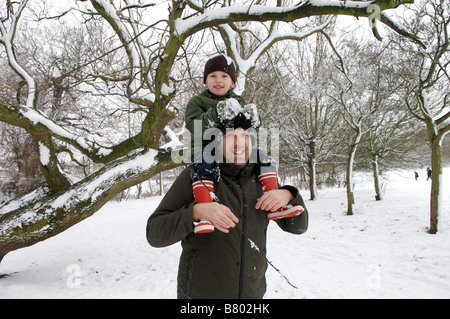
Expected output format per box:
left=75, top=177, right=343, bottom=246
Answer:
left=174, top=0, right=415, bottom=37
left=219, top=16, right=334, bottom=94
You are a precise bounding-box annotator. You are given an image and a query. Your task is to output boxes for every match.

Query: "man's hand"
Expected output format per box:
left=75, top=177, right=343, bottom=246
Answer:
left=192, top=202, right=239, bottom=233
left=255, top=189, right=294, bottom=212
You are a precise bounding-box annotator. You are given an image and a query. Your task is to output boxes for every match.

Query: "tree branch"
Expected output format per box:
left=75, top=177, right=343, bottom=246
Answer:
left=0, top=148, right=181, bottom=261
left=175, top=0, right=414, bottom=39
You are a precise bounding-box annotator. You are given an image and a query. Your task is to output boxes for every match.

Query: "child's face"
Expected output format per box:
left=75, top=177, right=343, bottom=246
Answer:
left=205, top=71, right=235, bottom=96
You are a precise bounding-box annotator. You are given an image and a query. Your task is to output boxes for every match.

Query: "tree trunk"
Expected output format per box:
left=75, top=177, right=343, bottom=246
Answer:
left=33, top=134, right=71, bottom=193
left=308, top=141, right=318, bottom=200
left=346, top=145, right=357, bottom=215
left=422, top=91, right=446, bottom=234
left=429, top=138, right=443, bottom=234
left=372, top=154, right=382, bottom=201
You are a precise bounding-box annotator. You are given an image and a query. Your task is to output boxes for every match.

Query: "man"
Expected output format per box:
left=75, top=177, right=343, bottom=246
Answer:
left=146, top=119, right=308, bottom=299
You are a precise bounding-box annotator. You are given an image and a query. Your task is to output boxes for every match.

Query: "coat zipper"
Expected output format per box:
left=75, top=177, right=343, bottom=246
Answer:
left=236, top=176, right=246, bottom=299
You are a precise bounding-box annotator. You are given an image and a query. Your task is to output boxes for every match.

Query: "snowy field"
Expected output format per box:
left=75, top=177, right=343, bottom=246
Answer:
left=1, top=168, right=449, bottom=299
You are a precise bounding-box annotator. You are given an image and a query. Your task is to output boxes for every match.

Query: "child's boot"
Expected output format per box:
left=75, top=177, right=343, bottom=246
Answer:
left=258, top=172, right=304, bottom=220
left=192, top=180, right=215, bottom=233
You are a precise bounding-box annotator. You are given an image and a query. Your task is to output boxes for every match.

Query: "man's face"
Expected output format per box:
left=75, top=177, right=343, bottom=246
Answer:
left=205, top=71, right=235, bottom=96
left=220, top=128, right=252, bottom=167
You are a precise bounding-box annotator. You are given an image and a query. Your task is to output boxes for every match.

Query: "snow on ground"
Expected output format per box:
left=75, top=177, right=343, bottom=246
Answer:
left=0, top=169, right=449, bottom=299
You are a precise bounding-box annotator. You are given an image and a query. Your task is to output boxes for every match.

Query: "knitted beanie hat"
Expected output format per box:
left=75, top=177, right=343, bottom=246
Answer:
left=216, top=99, right=259, bottom=143
left=203, top=53, right=236, bottom=84
left=218, top=113, right=253, bottom=136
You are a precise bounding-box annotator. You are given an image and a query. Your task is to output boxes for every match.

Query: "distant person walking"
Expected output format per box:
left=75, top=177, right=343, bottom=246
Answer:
left=414, top=171, right=419, bottom=181
left=427, top=167, right=432, bottom=181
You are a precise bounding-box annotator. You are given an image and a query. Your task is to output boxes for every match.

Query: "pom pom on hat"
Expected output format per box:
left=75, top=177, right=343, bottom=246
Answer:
left=216, top=98, right=260, bottom=136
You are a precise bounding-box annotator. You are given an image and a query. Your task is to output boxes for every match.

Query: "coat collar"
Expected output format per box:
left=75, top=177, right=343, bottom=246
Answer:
left=219, top=162, right=255, bottom=179
left=203, top=89, right=237, bottom=100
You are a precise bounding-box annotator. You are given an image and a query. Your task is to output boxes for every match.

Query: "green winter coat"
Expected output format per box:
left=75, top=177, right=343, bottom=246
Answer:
left=146, top=162, right=309, bottom=299
left=185, top=89, right=246, bottom=154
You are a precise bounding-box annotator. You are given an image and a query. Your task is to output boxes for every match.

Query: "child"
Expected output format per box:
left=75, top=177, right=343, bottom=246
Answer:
left=185, top=53, right=303, bottom=233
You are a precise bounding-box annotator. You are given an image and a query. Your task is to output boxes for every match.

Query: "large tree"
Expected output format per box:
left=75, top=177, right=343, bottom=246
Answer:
left=0, top=0, right=420, bottom=263
left=391, top=0, right=449, bottom=233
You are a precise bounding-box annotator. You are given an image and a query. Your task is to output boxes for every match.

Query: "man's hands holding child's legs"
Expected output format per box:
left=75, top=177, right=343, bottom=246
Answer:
left=192, top=202, right=239, bottom=233
left=192, top=189, right=295, bottom=234
left=255, top=189, right=294, bottom=212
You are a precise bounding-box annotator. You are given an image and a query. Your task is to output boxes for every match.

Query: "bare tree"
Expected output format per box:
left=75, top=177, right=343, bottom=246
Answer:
left=356, top=39, right=422, bottom=201
left=329, top=38, right=381, bottom=215
left=275, top=30, right=342, bottom=200
left=391, top=0, right=449, bottom=233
